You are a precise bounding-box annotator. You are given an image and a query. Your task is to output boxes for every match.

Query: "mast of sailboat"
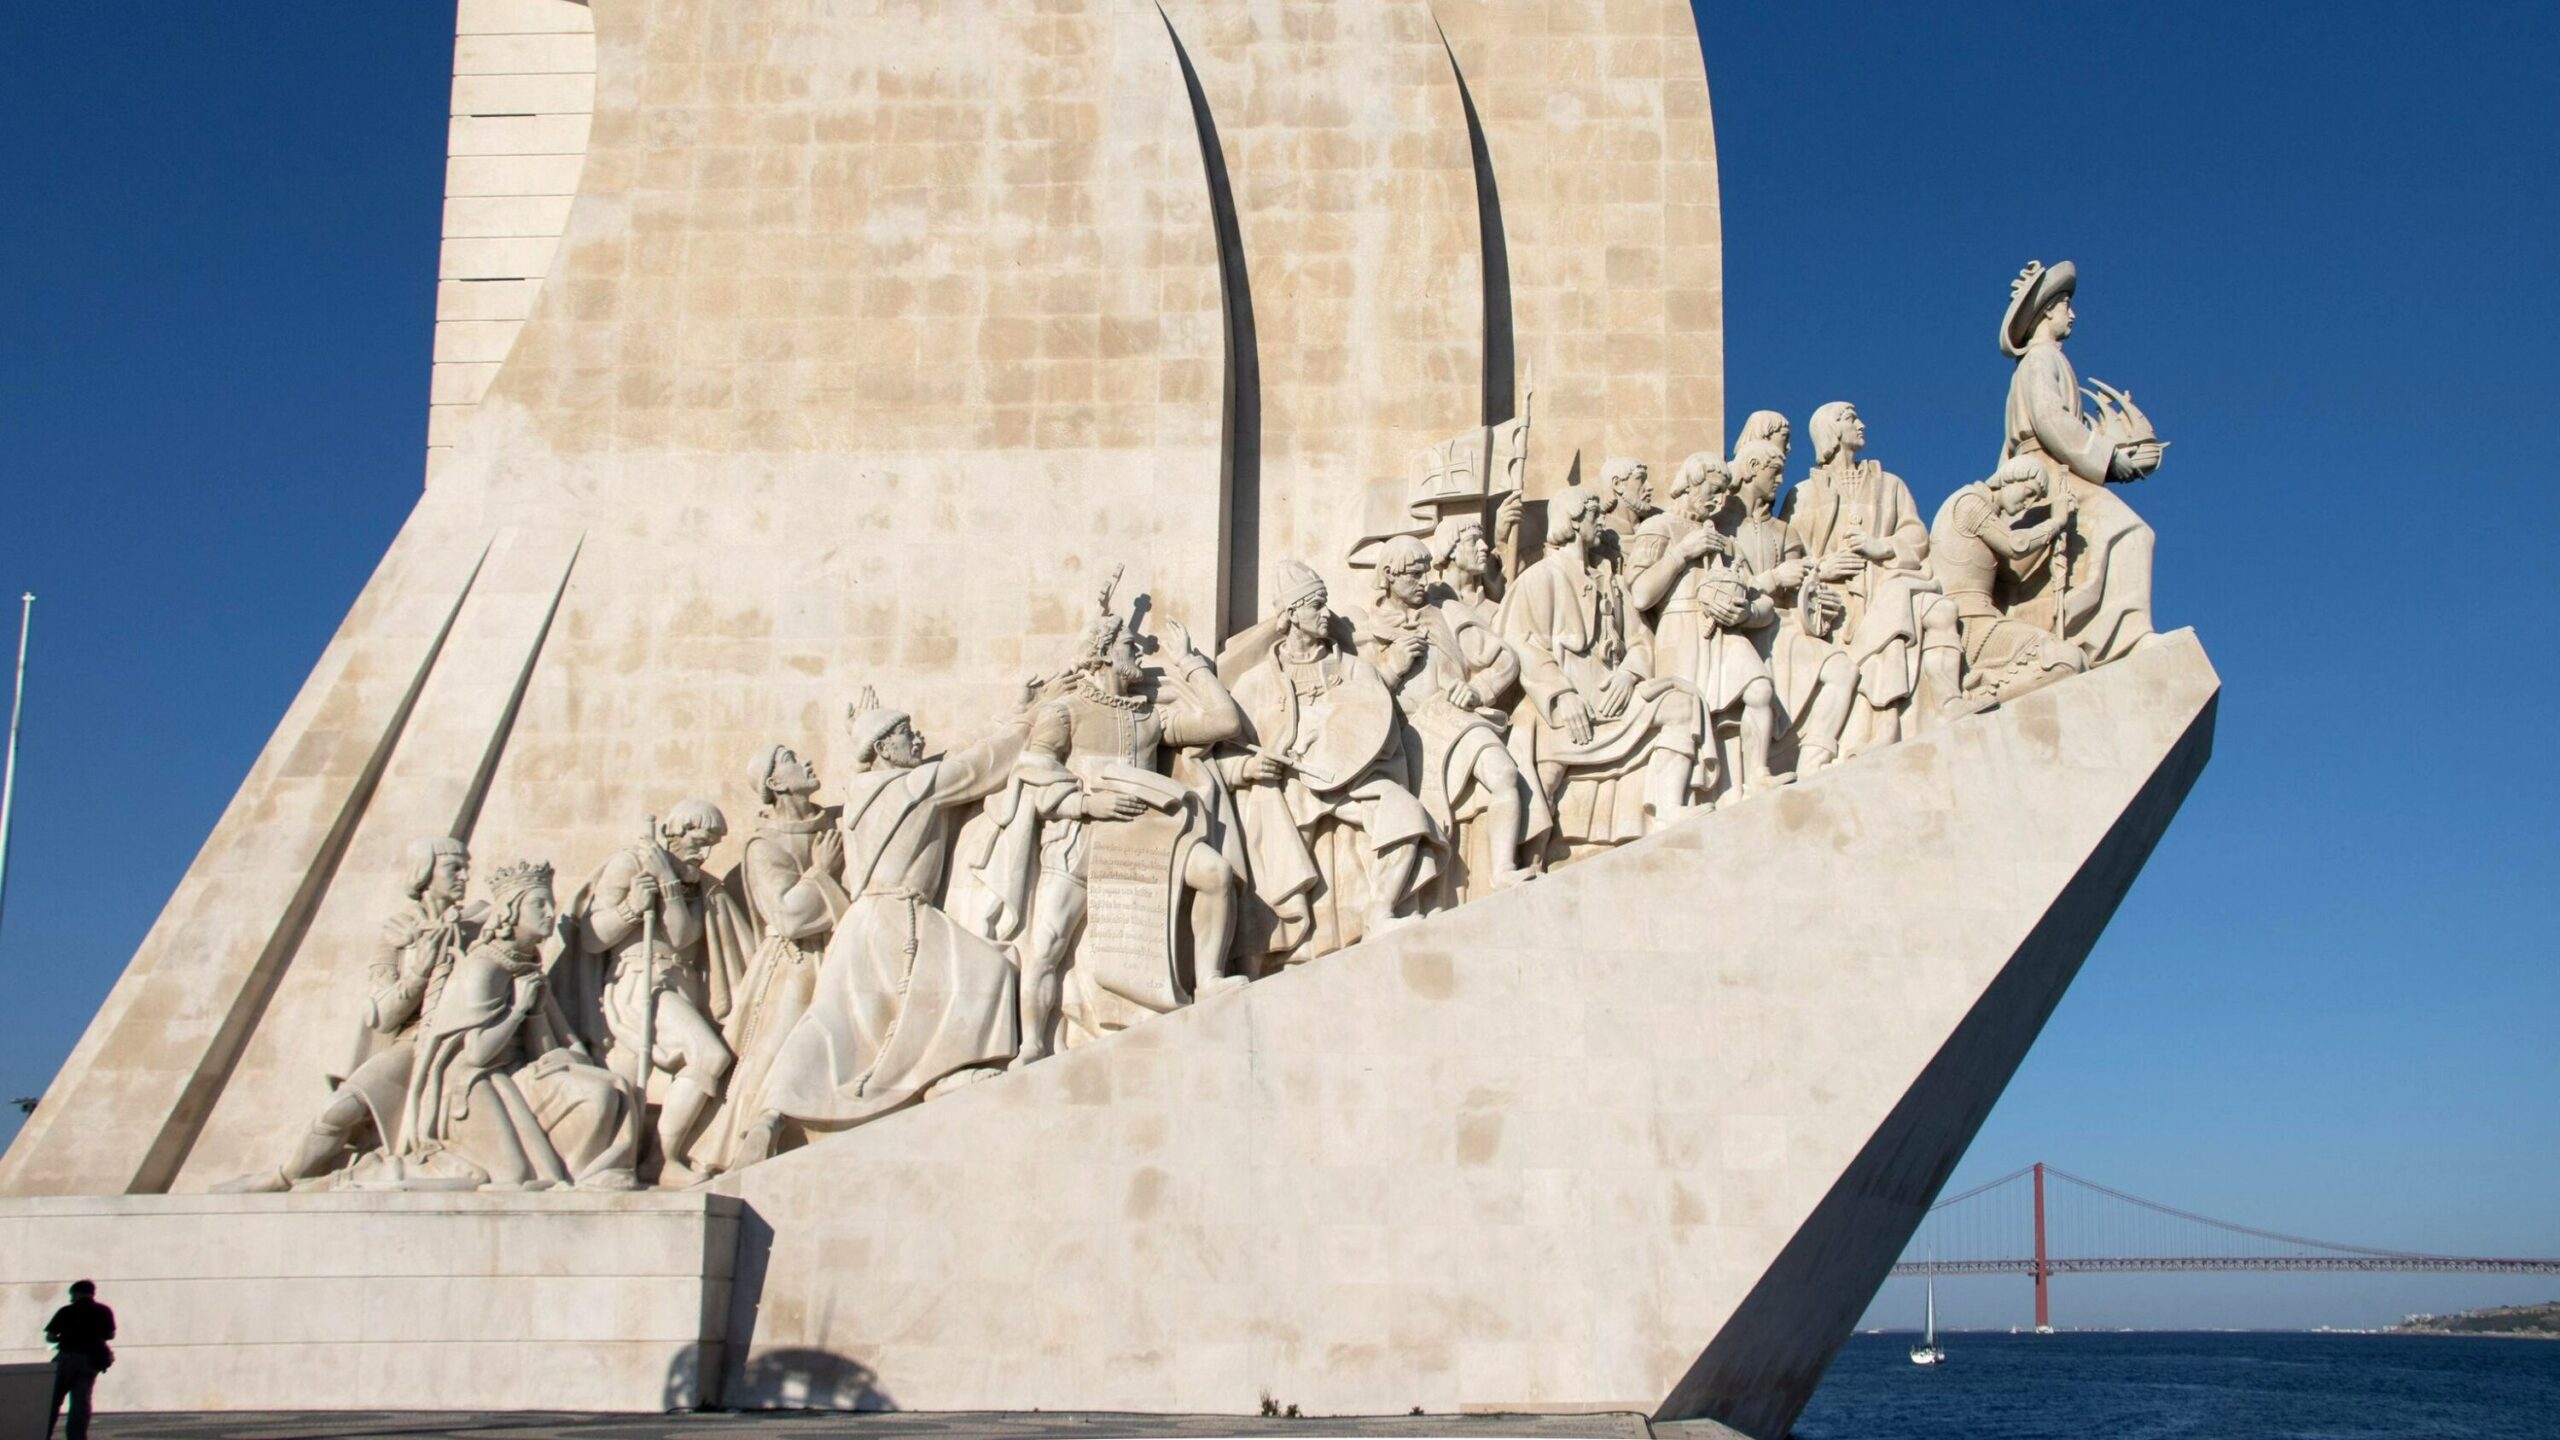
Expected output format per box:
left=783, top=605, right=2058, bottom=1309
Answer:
left=1925, top=1278, right=1936, bottom=1346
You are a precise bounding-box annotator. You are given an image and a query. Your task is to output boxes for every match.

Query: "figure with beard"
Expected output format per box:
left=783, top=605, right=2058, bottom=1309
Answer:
left=1783, top=401, right=1962, bottom=748
left=1630, top=454, right=1778, bottom=798
left=1363, top=535, right=1548, bottom=896
left=1726, top=440, right=1858, bottom=777
left=213, top=837, right=480, bottom=1192
left=1500, top=485, right=1709, bottom=853
left=563, top=801, right=747, bottom=1186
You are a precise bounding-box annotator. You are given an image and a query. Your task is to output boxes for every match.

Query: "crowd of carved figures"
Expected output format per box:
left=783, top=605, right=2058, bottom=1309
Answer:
left=221, top=261, right=2168, bottom=1193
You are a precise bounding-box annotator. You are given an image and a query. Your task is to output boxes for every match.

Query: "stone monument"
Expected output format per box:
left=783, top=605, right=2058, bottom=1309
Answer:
left=0, top=4, right=2212, bottom=1436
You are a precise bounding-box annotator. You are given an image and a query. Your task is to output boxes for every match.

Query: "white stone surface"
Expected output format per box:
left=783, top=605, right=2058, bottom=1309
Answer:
left=0, top=1192, right=738, bottom=1413
left=716, top=632, right=2217, bottom=1430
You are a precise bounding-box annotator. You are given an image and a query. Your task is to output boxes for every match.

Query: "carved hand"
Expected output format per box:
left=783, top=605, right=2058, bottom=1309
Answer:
left=625, top=872, right=662, bottom=916
left=1857, top=535, right=1897, bottom=563
left=2114, top=441, right=2164, bottom=479
left=1245, top=753, right=1289, bottom=786
left=1768, top=558, right=1808, bottom=591
left=1495, top=489, right=1522, bottom=542
left=1557, top=692, right=1596, bottom=745
left=1703, top=588, right=1747, bottom=626
left=1163, top=617, right=1204, bottom=667
left=810, top=827, right=845, bottom=877
left=1597, top=669, right=1637, bottom=721
left=511, top=973, right=544, bottom=1017
left=1676, top=527, right=1726, bottom=562
left=1089, top=791, right=1149, bottom=822
left=1389, top=631, right=1427, bottom=673
left=1447, top=681, right=1480, bottom=711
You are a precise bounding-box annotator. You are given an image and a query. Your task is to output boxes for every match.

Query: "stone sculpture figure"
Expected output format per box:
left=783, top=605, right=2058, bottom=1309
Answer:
left=1737, top=409, right=1792, bottom=469
left=563, top=802, right=746, bottom=1186
left=972, top=570, right=1247, bottom=1063
left=1432, top=501, right=1517, bottom=629
left=1930, top=457, right=2090, bottom=700
left=1599, top=457, right=1658, bottom=555
left=1217, top=560, right=1441, bottom=967
left=1362, top=535, right=1549, bottom=896
left=1998, top=259, right=2166, bottom=662
left=402, top=860, right=637, bottom=1190
left=1782, top=402, right=1963, bottom=749
left=731, top=693, right=1026, bottom=1164
left=213, top=837, right=481, bottom=1192
left=1630, top=455, right=1778, bottom=798
left=696, top=745, right=849, bottom=1174
left=1500, top=485, right=1710, bottom=854
left=1724, top=441, right=1858, bottom=777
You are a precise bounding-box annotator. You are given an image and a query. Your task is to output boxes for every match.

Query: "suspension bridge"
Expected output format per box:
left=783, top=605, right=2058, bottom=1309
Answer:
left=1890, top=1163, right=2560, bottom=1329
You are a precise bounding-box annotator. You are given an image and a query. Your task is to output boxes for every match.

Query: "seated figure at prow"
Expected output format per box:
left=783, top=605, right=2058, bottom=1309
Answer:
left=1930, top=457, right=2089, bottom=702
left=1501, top=484, right=1709, bottom=859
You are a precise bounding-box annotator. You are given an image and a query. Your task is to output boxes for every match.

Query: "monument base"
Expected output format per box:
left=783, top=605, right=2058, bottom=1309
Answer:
left=0, top=1191, right=737, bottom=1413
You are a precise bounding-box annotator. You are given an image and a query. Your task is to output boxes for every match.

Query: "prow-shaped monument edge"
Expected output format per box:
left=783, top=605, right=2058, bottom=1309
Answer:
left=715, top=631, right=2219, bottom=1422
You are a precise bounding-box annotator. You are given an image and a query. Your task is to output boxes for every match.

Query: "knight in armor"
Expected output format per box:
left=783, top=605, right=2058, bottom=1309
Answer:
left=695, top=745, right=848, bottom=1174
left=1997, top=259, right=2166, bottom=662
left=1363, top=535, right=1548, bottom=897
left=1219, top=560, right=1441, bottom=967
left=563, top=801, right=748, bottom=1186
left=732, top=692, right=1026, bottom=1162
left=1782, top=402, right=1963, bottom=749
left=213, top=837, right=481, bottom=1192
left=973, top=571, right=1247, bottom=1065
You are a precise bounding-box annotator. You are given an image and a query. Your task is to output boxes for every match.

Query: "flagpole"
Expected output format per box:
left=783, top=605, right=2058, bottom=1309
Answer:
left=0, top=593, right=33, bottom=942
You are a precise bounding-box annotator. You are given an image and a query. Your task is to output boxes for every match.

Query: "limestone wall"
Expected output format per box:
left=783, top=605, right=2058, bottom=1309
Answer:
left=2, top=0, right=1724, bottom=1200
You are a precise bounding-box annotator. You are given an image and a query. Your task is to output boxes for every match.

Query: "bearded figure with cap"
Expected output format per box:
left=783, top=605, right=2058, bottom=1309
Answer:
left=1359, top=535, right=1550, bottom=899
left=1500, top=483, right=1710, bottom=856
left=693, top=744, right=849, bottom=1173
left=730, top=691, right=1029, bottom=1161
left=1629, top=453, right=1783, bottom=799
left=560, top=801, right=752, bottom=1187
left=963, top=567, right=1249, bottom=1065
left=1782, top=402, right=1964, bottom=748
left=1217, top=559, right=1443, bottom=967
left=1997, top=259, right=2168, bottom=663
left=397, top=860, right=638, bottom=1190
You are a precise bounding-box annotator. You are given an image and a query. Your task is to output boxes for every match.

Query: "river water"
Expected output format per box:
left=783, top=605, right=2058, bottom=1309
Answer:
left=1788, top=1330, right=2560, bottom=1439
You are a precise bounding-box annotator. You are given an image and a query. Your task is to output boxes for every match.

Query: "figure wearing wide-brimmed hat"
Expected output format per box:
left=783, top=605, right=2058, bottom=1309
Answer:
left=1997, top=259, right=2168, bottom=663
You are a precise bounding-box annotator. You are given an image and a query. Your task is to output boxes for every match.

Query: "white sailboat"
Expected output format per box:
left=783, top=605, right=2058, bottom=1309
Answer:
left=1909, top=1279, right=1947, bottom=1366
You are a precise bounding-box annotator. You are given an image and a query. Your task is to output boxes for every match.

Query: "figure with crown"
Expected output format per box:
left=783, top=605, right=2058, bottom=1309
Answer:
left=1998, top=259, right=2169, bottom=664
left=724, top=689, right=1028, bottom=1163
left=964, top=567, right=1250, bottom=1064
left=396, top=859, right=638, bottom=1189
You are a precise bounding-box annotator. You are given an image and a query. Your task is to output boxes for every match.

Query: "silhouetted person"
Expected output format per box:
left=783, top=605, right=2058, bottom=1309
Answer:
left=44, top=1280, right=113, bottom=1440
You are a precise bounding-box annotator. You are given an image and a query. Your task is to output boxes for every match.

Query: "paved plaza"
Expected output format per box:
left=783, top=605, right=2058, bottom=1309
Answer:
left=85, top=1410, right=1748, bottom=1439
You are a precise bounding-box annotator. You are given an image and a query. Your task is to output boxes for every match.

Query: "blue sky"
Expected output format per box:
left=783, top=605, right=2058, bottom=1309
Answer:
left=2, top=4, right=2554, bottom=1332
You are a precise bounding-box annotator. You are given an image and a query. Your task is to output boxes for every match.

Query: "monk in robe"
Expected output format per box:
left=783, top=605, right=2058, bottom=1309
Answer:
left=697, top=744, right=848, bottom=1173
left=744, top=697, right=1026, bottom=1157
left=1500, top=485, right=1708, bottom=854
